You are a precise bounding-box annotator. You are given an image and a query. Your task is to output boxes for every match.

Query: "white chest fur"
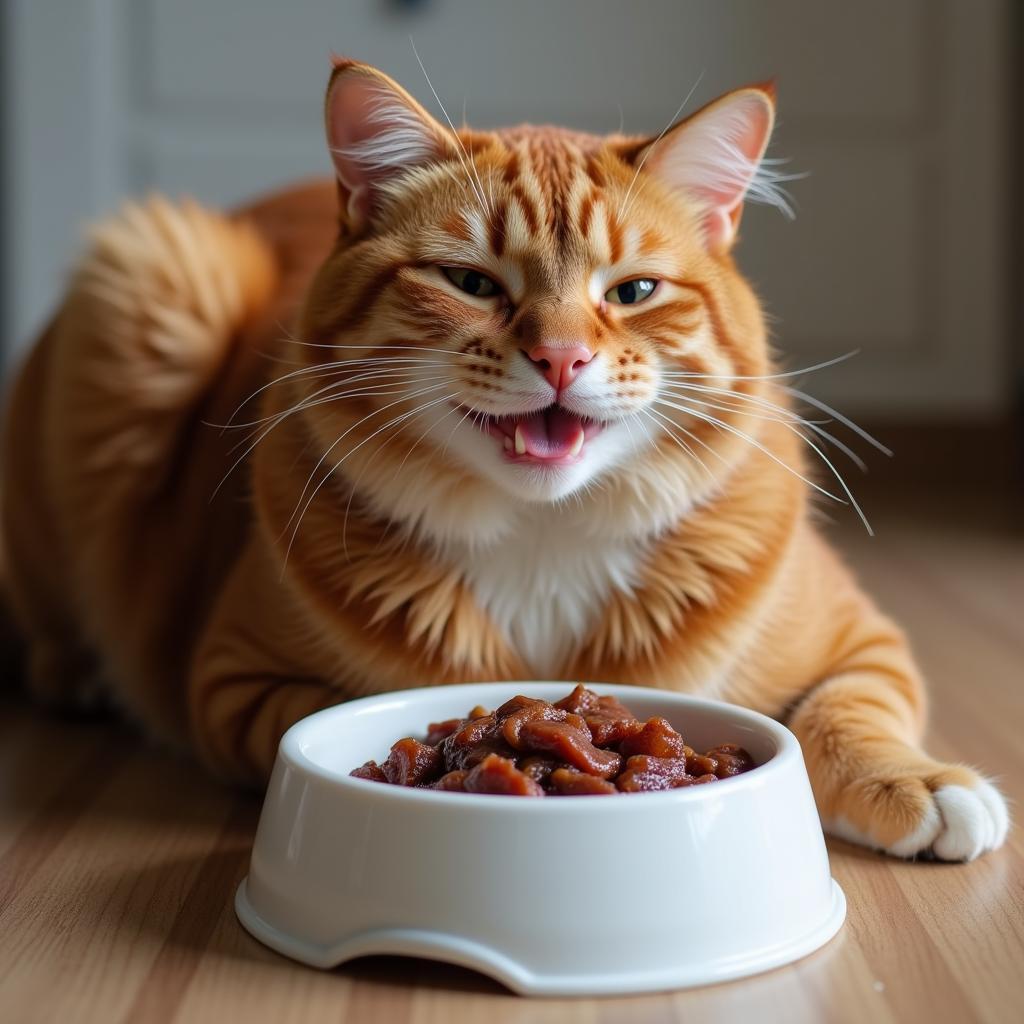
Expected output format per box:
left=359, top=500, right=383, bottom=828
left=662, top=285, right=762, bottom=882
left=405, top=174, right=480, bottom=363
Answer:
left=450, top=511, right=649, bottom=677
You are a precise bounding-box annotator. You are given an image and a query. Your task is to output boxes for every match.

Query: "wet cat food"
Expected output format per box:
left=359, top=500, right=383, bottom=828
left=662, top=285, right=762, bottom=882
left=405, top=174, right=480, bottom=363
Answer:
left=350, top=685, right=755, bottom=796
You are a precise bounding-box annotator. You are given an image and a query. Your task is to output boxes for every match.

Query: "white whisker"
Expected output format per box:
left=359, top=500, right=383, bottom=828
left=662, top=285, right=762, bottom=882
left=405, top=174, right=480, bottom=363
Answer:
left=392, top=401, right=463, bottom=482
left=222, top=372, right=455, bottom=461
left=280, top=381, right=452, bottom=540
left=282, top=390, right=457, bottom=572
left=409, top=38, right=489, bottom=214
left=211, top=371, right=452, bottom=501
left=656, top=392, right=874, bottom=534
left=659, top=381, right=867, bottom=471
left=343, top=397, right=463, bottom=557
left=660, top=350, right=859, bottom=383
left=439, top=403, right=479, bottom=459
left=653, top=396, right=848, bottom=506
left=641, top=406, right=721, bottom=483
left=222, top=366, right=457, bottom=433
left=618, top=71, right=705, bottom=221
left=780, top=385, right=891, bottom=456
left=219, top=350, right=461, bottom=429
left=279, top=339, right=468, bottom=356
left=620, top=409, right=641, bottom=453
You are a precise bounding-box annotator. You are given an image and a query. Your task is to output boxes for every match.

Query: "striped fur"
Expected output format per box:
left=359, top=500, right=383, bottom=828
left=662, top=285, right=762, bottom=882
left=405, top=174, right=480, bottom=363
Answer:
left=0, top=62, right=1007, bottom=861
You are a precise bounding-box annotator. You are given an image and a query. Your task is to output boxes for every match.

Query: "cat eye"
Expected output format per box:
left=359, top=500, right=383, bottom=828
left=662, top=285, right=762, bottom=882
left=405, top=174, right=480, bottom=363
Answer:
left=604, top=278, right=658, bottom=305
left=441, top=266, right=502, bottom=298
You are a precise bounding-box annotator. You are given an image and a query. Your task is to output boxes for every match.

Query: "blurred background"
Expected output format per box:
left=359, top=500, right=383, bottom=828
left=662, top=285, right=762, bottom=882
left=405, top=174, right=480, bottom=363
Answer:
left=1, top=0, right=1021, bottom=487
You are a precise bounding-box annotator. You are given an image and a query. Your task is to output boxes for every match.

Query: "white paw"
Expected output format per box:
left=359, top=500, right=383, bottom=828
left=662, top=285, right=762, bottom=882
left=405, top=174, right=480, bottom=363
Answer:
left=827, top=778, right=1010, bottom=862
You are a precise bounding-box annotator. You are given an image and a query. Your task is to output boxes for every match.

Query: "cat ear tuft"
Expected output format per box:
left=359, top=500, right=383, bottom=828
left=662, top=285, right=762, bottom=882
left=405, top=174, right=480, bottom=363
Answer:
left=638, top=85, right=787, bottom=252
left=325, top=61, right=455, bottom=230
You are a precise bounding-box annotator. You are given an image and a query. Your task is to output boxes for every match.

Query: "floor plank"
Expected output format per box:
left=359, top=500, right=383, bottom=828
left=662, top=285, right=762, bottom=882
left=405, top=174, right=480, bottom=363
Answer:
left=1, top=486, right=1021, bottom=1023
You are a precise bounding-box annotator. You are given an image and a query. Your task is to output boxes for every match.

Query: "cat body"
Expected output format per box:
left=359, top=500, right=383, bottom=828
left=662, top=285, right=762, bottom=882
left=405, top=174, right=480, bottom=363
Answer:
left=1, top=61, right=1008, bottom=861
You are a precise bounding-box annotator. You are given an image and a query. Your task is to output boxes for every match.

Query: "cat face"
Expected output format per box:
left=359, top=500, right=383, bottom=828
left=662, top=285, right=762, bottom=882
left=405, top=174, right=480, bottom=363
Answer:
left=294, top=60, right=785, bottom=538
left=400, top=126, right=723, bottom=505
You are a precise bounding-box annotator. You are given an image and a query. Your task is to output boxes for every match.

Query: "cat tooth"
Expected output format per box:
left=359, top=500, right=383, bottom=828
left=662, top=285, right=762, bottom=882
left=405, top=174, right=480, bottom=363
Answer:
left=568, top=431, right=585, bottom=458
left=514, top=426, right=526, bottom=455
left=503, top=435, right=513, bottom=451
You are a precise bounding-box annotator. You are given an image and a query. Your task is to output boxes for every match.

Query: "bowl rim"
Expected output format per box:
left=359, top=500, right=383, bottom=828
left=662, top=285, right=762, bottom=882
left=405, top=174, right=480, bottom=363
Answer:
left=278, top=681, right=800, bottom=812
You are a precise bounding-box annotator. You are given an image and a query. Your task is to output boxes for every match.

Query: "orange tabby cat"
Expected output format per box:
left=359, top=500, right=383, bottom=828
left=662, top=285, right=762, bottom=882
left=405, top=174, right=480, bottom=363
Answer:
left=1, top=59, right=1008, bottom=860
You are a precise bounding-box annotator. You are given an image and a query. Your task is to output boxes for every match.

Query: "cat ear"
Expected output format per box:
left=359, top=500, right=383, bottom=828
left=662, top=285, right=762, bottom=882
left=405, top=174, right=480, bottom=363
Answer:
left=325, top=58, right=457, bottom=229
left=637, top=85, right=780, bottom=252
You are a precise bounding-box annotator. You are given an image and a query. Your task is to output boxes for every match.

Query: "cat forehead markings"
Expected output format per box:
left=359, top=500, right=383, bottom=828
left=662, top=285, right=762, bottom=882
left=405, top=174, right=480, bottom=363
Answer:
left=456, top=129, right=634, bottom=286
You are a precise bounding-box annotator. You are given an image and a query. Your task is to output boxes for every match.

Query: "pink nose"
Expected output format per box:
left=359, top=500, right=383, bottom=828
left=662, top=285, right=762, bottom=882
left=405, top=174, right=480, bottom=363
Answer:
left=526, top=344, right=594, bottom=392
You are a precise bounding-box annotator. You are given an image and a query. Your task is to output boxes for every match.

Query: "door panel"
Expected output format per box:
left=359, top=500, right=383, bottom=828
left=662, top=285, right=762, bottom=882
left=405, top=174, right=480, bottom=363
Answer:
left=2, top=0, right=1009, bottom=416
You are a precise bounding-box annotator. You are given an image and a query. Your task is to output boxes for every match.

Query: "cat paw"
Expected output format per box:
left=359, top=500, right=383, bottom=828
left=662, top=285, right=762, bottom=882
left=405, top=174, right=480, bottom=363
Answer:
left=824, top=770, right=1010, bottom=862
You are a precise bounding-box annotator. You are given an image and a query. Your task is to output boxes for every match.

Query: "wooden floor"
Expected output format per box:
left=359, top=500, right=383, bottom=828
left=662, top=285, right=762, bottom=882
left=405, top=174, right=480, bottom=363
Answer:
left=1, top=486, right=1022, bottom=1024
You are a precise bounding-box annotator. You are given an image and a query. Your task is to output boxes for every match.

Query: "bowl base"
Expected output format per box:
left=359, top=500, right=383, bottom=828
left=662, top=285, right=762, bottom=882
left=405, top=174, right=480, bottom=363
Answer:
left=235, top=877, right=846, bottom=997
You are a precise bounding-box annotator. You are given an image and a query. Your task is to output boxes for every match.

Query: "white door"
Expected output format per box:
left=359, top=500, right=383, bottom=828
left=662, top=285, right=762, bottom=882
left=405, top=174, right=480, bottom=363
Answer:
left=2, top=0, right=1011, bottom=417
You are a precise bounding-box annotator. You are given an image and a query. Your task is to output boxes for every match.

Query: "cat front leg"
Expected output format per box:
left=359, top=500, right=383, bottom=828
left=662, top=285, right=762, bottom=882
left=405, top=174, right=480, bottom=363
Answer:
left=787, top=633, right=1009, bottom=861
left=746, top=529, right=1012, bottom=862
left=189, top=666, right=338, bottom=787
left=187, top=538, right=345, bottom=787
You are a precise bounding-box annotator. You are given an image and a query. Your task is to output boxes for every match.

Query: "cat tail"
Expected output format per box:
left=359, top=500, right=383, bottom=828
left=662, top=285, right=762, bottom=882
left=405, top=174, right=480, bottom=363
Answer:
left=0, top=196, right=278, bottom=724
left=72, top=194, right=279, bottom=445
left=54, top=194, right=280, bottom=502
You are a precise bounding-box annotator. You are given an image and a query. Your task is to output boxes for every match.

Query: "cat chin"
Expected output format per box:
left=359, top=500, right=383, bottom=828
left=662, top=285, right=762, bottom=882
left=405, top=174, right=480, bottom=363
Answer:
left=437, top=418, right=641, bottom=505
left=488, top=462, right=598, bottom=504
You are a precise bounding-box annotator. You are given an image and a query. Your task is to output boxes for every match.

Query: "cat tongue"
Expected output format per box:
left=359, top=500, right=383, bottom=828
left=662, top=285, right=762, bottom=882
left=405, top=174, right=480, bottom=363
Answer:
left=516, top=407, right=584, bottom=458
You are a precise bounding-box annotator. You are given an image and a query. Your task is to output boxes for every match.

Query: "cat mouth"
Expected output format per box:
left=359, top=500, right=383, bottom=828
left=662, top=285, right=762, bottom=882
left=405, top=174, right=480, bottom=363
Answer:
left=463, top=405, right=605, bottom=466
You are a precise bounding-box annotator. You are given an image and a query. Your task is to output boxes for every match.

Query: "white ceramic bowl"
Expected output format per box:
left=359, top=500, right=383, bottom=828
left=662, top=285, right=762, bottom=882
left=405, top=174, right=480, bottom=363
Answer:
left=236, top=682, right=844, bottom=996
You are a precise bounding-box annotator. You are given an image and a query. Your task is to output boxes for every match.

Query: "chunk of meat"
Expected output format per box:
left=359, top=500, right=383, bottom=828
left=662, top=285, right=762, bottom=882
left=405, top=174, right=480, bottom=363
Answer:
left=583, top=694, right=645, bottom=747
left=615, top=754, right=710, bottom=792
left=684, top=748, right=718, bottom=776
left=519, top=756, right=562, bottom=785
left=350, top=760, right=388, bottom=783
left=424, top=718, right=463, bottom=746
left=554, top=683, right=601, bottom=715
left=431, top=769, right=470, bottom=791
left=439, top=713, right=502, bottom=770
left=704, top=744, right=757, bottom=778
left=497, top=696, right=593, bottom=752
left=618, top=717, right=687, bottom=759
left=548, top=768, right=618, bottom=796
left=463, top=754, right=545, bottom=796
left=381, top=738, right=444, bottom=787
left=518, top=719, right=622, bottom=778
